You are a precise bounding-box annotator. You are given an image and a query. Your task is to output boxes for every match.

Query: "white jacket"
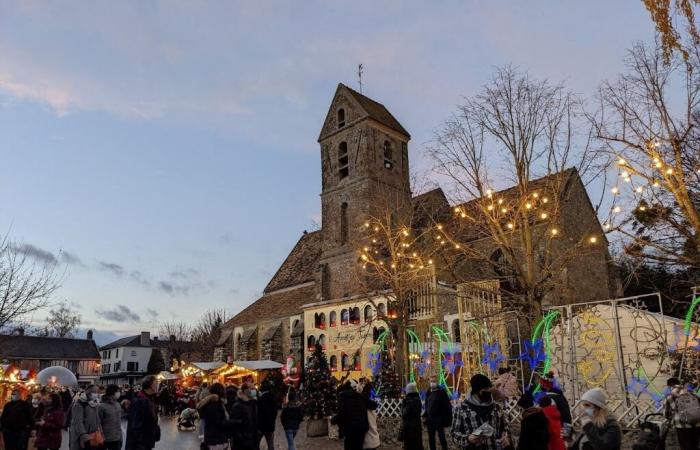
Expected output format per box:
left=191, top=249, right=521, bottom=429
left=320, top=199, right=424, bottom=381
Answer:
left=363, top=409, right=380, bottom=449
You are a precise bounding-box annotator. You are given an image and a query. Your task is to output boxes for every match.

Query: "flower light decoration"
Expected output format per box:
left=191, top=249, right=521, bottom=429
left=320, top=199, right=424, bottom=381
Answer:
left=520, top=338, right=546, bottom=371
left=368, top=351, right=383, bottom=377
left=625, top=367, right=666, bottom=408
left=482, top=342, right=506, bottom=373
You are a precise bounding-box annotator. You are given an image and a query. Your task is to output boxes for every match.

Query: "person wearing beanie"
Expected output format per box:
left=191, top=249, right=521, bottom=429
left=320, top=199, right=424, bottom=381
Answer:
left=572, top=388, right=621, bottom=450
left=451, top=374, right=510, bottom=450
left=400, top=383, right=423, bottom=450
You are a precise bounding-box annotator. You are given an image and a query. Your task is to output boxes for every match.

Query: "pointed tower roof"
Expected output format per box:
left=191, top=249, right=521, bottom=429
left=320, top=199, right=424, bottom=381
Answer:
left=318, top=83, right=410, bottom=141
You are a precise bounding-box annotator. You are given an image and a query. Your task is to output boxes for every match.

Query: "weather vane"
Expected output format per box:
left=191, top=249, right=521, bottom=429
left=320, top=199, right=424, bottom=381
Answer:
left=358, top=64, right=364, bottom=93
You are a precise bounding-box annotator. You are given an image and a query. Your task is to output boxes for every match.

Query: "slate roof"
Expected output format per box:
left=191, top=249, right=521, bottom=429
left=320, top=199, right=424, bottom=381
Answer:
left=227, top=283, right=316, bottom=329
left=100, top=335, right=195, bottom=351
left=0, top=335, right=100, bottom=360
left=263, top=230, right=322, bottom=293
left=341, top=84, right=410, bottom=138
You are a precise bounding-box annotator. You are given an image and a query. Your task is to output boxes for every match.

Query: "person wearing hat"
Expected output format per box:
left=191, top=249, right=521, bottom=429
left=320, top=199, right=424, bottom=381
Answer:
left=331, top=379, right=369, bottom=450
left=451, top=374, right=510, bottom=450
left=537, top=372, right=572, bottom=437
left=572, top=388, right=621, bottom=450
left=400, top=383, right=423, bottom=450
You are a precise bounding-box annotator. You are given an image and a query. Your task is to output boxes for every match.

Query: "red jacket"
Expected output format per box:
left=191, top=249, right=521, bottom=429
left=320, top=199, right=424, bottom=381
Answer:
left=35, top=406, right=65, bottom=449
left=541, top=405, right=565, bottom=450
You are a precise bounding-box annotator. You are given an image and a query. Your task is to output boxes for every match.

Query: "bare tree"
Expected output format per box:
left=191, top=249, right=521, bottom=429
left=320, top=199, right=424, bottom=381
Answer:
left=158, top=320, right=193, bottom=341
left=592, top=42, right=700, bottom=270
left=642, top=0, right=700, bottom=62
left=38, top=301, right=81, bottom=338
left=191, top=308, right=230, bottom=360
left=0, top=238, right=61, bottom=332
left=429, top=66, right=602, bottom=321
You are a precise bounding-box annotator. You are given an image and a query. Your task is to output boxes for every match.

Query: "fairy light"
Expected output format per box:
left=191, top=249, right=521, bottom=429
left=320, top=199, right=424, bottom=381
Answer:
left=666, top=168, right=673, bottom=175
left=603, top=223, right=611, bottom=230
left=613, top=206, right=621, bottom=213
left=487, top=205, right=494, bottom=211
left=507, top=223, right=514, bottom=229
left=486, top=189, right=493, bottom=198
left=532, top=192, right=539, bottom=198
left=501, top=208, right=508, bottom=213
left=655, top=161, right=663, bottom=168
left=621, top=170, right=630, bottom=178
left=589, top=236, right=598, bottom=244
left=639, top=205, right=647, bottom=211
left=550, top=229, right=559, bottom=236
left=618, top=158, right=626, bottom=166
left=364, top=222, right=370, bottom=228
left=652, top=181, right=660, bottom=187
left=635, top=186, right=643, bottom=193
left=611, top=187, right=619, bottom=194
left=498, top=199, right=504, bottom=205
left=428, top=259, right=433, bottom=265
left=540, top=213, right=548, bottom=219
left=525, top=203, right=532, bottom=209
left=454, top=244, right=460, bottom=249
left=542, top=197, right=548, bottom=203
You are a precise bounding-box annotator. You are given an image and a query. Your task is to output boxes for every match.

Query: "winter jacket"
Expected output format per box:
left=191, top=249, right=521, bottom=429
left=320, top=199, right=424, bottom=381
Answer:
left=257, top=390, right=278, bottom=432
left=425, top=387, right=453, bottom=428
left=200, top=397, right=229, bottom=446
left=575, top=416, right=622, bottom=450
left=35, top=406, right=64, bottom=449
left=401, top=392, right=423, bottom=450
left=541, top=405, right=565, bottom=450
left=494, top=372, right=520, bottom=399
left=125, top=391, right=160, bottom=450
left=230, top=394, right=259, bottom=450
left=451, top=393, right=509, bottom=450
left=517, top=407, right=549, bottom=450
left=98, top=398, right=123, bottom=443
left=332, top=387, right=369, bottom=435
left=0, top=399, right=32, bottom=431
left=544, top=389, right=572, bottom=426
left=69, top=400, right=101, bottom=450
left=280, top=402, right=304, bottom=431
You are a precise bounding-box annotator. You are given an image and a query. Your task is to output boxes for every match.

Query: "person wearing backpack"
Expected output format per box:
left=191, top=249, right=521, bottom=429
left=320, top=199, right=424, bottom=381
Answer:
left=664, top=377, right=700, bottom=450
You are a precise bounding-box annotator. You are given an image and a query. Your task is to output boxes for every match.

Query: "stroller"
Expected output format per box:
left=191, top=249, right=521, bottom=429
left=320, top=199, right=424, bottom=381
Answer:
left=177, top=407, right=199, bottom=431
left=632, top=413, right=670, bottom=450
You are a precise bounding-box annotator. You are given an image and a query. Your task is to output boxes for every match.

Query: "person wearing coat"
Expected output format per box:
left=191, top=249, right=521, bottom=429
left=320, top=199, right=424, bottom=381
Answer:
left=401, top=383, right=424, bottom=450
left=98, top=385, right=123, bottom=450
left=280, top=388, right=304, bottom=450
left=331, top=380, right=370, bottom=450
left=424, top=378, right=452, bottom=450
left=494, top=367, right=520, bottom=400
left=539, top=396, right=565, bottom=450
left=257, top=384, right=278, bottom=450
left=1, top=389, right=33, bottom=450
left=572, top=388, right=621, bottom=450
left=230, top=384, right=259, bottom=450
left=451, top=374, right=510, bottom=450
left=35, top=393, right=65, bottom=450
left=198, top=383, right=230, bottom=450
left=69, top=386, right=102, bottom=450
left=125, top=375, right=161, bottom=450
left=359, top=383, right=379, bottom=450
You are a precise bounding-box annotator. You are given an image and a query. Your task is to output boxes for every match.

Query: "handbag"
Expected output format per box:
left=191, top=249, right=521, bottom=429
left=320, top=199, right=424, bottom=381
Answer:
left=88, top=430, right=105, bottom=446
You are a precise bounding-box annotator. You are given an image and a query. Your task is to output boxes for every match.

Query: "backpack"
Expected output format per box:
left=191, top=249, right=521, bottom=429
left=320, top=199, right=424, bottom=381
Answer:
left=676, top=392, right=700, bottom=425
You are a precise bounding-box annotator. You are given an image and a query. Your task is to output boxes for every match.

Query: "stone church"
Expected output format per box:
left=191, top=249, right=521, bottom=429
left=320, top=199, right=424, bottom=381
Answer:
left=214, top=84, right=618, bottom=368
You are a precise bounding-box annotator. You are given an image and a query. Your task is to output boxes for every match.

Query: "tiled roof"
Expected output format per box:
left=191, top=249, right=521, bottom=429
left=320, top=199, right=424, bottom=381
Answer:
left=100, top=335, right=195, bottom=351
left=227, top=283, right=316, bottom=329
left=0, top=335, right=100, bottom=360
left=342, top=84, right=410, bottom=138
left=263, top=231, right=322, bottom=293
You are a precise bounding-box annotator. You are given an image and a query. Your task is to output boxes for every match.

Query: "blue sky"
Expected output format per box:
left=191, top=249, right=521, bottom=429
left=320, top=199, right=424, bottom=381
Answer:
left=0, top=1, right=655, bottom=343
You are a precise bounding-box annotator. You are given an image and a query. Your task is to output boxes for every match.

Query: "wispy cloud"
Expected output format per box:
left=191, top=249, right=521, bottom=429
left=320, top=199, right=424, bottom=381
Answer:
left=168, top=268, right=199, bottom=279
left=129, top=270, right=151, bottom=288
left=12, top=243, right=57, bottom=265
left=145, top=308, right=159, bottom=319
left=95, top=304, right=141, bottom=323
left=158, top=281, right=190, bottom=296
left=60, top=251, right=83, bottom=266
left=97, top=261, right=124, bottom=277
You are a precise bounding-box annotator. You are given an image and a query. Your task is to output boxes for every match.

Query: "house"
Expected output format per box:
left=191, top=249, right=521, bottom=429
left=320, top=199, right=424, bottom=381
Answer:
left=216, top=84, right=618, bottom=377
left=99, top=331, right=199, bottom=385
left=0, top=330, right=101, bottom=386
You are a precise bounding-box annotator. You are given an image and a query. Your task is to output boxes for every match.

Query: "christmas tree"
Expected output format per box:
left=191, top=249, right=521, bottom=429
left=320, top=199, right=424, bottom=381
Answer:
left=304, top=343, right=336, bottom=418
left=376, top=350, right=401, bottom=399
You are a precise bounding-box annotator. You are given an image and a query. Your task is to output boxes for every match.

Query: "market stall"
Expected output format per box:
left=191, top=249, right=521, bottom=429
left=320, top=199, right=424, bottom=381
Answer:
left=178, top=361, right=226, bottom=387
left=214, top=360, right=284, bottom=386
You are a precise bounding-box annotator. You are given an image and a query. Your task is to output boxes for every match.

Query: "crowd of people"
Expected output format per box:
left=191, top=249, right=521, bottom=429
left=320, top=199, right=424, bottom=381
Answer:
left=3, top=368, right=700, bottom=450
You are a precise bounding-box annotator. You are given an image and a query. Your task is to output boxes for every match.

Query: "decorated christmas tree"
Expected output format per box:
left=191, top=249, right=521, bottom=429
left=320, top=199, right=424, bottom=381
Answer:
left=376, top=350, right=401, bottom=399
left=304, top=343, right=336, bottom=418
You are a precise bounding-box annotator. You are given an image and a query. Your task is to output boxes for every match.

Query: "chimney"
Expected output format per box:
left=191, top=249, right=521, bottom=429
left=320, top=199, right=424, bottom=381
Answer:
left=16, top=327, right=24, bottom=336
left=87, top=329, right=94, bottom=340
left=140, top=331, right=150, bottom=346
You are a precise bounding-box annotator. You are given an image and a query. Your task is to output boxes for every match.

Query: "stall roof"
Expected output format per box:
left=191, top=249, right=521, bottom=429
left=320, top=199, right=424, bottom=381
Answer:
left=189, top=362, right=226, bottom=372
left=230, top=360, right=283, bottom=370
left=158, top=371, right=180, bottom=380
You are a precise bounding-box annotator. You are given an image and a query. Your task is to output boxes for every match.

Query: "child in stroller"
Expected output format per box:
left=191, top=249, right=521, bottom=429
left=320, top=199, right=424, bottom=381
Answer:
left=177, top=407, right=199, bottom=431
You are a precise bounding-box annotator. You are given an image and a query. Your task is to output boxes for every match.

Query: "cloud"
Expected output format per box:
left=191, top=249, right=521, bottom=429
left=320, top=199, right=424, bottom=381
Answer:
left=95, top=304, right=141, bottom=323
left=129, top=270, right=151, bottom=287
left=145, top=308, right=159, bottom=319
left=97, top=261, right=124, bottom=277
left=60, top=250, right=83, bottom=266
left=12, top=243, right=58, bottom=265
left=158, top=281, right=190, bottom=296
left=168, top=268, right=199, bottom=279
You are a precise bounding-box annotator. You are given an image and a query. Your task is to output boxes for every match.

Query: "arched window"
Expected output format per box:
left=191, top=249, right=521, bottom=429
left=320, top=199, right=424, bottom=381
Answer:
left=330, top=355, right=337, bottom=371
left=319, top=334, right=327, bottom=350
left=315, top=313, right=326, bottom=329
left=452, top=320, right=461, bottom=343
left=340, top=202, right=348, bottom=245
left=329, top=311, right=337, bottom=327
left=353, top=354, right=362, bottom=371
left=364, top=305, right=373, bottom=323
left=341, top=309, right=349, bottom=326
left=350, top=307, right=361, bottom=324
left=307, top=335, right=316, bottom=351
left=292, top=319, right=299, bottom=329
left=341, top=353, right=350, bottom=371
left=373, top=327, right=386, bottom=342
left=383, top=140, right=393, bottom=169
left=337, top=108, right=345, bottom=128
left=338, top=142, right=349, bottom=179
left=378, top=303, right=387, bottom=317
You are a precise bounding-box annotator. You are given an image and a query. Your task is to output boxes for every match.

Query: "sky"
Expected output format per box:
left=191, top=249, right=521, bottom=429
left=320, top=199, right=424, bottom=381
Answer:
left=0, top=1, right=656, bottom=345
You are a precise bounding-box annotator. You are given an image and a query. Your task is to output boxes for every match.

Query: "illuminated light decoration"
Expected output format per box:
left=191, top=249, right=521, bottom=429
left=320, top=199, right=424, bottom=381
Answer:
left=666, top=168, right=674, bottom=175
left=540, top=213, right=548, bottom=219
left=405, top=329, right=422, bottom=383
left=487, top=205, right=494, bottom=211
left=618, top=158, right=626, bottom=166
left=498, top=199, right=504, bottom=204
left=436, top=225, right=443, bottom=231
left=624, top=177, right=632, bottom=183
left=682, top=296, right=700, bottom=337
left=482, top=342, right=506, bottom=373
left=428, top=260, right=433, bottom=265
left=460, top=213, right=466, bottom=218
left=542, top=197, right=548, bottom=203
left=525, top=203, right=532, bottom=209
left=530, top=310, right=560, bottom=393
left=653, top=181, right=660, bottom=187
left=454, top=207, right=460, bottom=213
left=507, top=223, right=514, bottom=229
left=576, top=311, right=615, bottom=386
left=501, top=208, right=508, bottom=213
left=635, top=186, right=643, bottom=193
left=519, top=338, right=546, bottom=371
left=639, top=206, right=647, bottom=211
left=403, top=229, right=410, bottom=236
left=432, top=325, right=462, bottom=396
left=364, top=222, right=370, bottom=228
left=604, top=223, right=611, bottom=230
left=532, top=192, right=539, bottom=198
left=372, top=239, right=377, bottom=243
left=486, top=189, right=493, bottom=198
left=550, top=228, right=558, bottom=236
left=374, top=227, right=379, bottom=232
left=613, top=206, right=621, bottom=213
left=611, top=187, right=619, bottom=194
left=589, top=236, right=598, bottom=244
left=655, top=161, right=663, bottom=168
left=621, top=170, right=630, bottom=178
left=454, top=244, right=460, bottom=249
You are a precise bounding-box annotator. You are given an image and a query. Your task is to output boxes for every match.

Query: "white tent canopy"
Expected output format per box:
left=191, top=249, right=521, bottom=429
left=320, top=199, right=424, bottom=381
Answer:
left=230, top=360, right=283, bottom=371
left=190, top=362, right=226, bottom=372
left=37, top=366, right=78, bottom=387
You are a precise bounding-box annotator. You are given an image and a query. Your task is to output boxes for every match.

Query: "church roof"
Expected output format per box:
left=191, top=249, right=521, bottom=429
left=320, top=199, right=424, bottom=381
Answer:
left=341, top=84, right=410, bottom=138
left=227, top=283, right=316, bottom=329
left=263, top=230, right=322, bottom=293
